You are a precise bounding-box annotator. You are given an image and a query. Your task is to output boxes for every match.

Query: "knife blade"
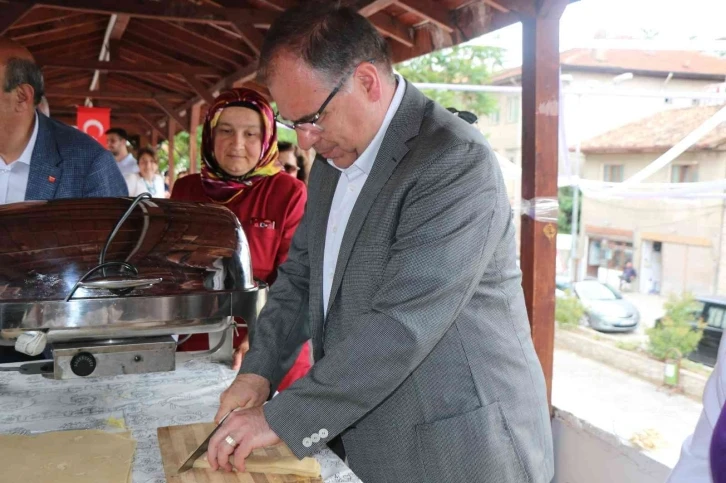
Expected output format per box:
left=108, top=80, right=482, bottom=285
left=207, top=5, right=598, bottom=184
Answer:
left=178, top=409, right=237, bottom=473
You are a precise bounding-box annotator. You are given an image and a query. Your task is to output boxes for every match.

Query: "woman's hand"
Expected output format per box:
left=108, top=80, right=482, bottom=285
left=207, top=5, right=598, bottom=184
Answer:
left=231, top=334, right=250, bottom=371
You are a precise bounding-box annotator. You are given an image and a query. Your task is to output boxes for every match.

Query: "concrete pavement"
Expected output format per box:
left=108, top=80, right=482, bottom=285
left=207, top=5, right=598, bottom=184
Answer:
left=553, top=348, right=703, bottom=469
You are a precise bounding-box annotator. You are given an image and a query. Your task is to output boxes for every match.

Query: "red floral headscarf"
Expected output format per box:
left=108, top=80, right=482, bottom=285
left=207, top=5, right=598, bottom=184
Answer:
left=201, top=88, right=281, bottom=204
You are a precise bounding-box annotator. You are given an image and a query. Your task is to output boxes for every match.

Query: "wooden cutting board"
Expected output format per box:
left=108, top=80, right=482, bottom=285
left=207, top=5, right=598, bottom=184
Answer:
left=157, top=423, right=323, bottom=483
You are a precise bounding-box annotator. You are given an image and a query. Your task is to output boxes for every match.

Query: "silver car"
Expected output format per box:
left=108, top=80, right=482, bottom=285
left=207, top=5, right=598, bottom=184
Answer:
left=573, top=280, right=640, bottom=332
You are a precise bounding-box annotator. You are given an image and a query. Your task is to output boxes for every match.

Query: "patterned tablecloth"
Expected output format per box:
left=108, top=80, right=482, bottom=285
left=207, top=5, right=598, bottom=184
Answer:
left=0, top=358, right=361, bottom=483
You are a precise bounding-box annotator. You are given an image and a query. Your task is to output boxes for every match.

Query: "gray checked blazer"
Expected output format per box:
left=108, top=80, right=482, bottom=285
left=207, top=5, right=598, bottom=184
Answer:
left=240, top=81, right=554, bottom=483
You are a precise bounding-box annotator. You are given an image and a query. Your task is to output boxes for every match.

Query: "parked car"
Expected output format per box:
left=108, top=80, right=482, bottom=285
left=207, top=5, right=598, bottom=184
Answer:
left=655, top=295, right=723, bottom=367
left=571, top=280, right=640, bottom=333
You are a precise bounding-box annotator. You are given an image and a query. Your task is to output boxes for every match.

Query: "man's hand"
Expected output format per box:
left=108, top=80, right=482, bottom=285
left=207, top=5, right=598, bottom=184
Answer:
left=215, top=373, right=271, bottom=423
left=207, top=406, right=281, bottom=472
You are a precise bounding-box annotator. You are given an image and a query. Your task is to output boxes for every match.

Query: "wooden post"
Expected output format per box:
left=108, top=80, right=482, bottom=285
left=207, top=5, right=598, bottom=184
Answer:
left=189, top=103, right=201, bottom=174
left=167, top=118, right=176, bottom=192
left=139, top=134, right=150, bottom=150
left=151, top=130, right=159, bottom=150
left=519, top=2, right=567, bottom=408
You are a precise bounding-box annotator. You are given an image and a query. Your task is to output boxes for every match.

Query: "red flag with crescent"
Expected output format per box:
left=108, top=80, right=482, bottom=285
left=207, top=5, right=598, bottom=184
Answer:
left=76, top=107, right=110, bottom=146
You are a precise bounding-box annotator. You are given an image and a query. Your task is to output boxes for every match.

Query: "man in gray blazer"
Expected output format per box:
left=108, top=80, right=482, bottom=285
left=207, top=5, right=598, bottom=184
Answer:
left=208, top=5, right=554, bottom=482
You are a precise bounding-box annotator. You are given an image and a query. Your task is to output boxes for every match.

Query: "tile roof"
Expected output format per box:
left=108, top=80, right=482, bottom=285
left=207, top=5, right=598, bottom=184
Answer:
left=580, top=105, right=726, bottom=153
left=491, top=49, right=726, bottom=84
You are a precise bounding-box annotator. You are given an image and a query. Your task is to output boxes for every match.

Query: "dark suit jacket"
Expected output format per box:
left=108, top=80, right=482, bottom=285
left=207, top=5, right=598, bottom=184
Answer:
left=241, top=82, right=554, bottom=482
left=24, top=114, right=127, bottom=200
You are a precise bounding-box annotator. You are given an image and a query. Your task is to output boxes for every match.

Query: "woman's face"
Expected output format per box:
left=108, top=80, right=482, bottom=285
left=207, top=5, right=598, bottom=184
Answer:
left=213, top=106, right=263, bottom=177
left=277, top=151, right=299, bottom=177
left=138, top=153, right=158, bottom=180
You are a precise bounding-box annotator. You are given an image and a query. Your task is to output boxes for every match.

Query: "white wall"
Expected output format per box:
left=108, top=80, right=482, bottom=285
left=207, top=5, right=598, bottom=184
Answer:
left=479, top=70, right=716, bottom=169
left=562, top=72, right=712, bottom=145
left=553, top=409, right=671, bottom=483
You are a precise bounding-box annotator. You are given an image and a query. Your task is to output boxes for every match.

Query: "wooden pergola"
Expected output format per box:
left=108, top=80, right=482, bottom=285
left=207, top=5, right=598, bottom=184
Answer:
left=1, top=0, right=568, bottom=406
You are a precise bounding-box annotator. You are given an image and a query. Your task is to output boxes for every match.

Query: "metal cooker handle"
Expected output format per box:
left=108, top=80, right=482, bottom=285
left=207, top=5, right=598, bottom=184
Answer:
left=78, top=278, right=163, bottom=290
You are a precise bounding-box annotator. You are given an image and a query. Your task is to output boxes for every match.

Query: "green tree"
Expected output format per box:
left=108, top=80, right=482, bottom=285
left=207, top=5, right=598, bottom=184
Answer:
left=157, top=126, right=202, bottom=175
left=557, top=186, right=581, bottom=233
left=395, top=44, right=504, bottom=118
left=646, top=293, right=704, bottom=361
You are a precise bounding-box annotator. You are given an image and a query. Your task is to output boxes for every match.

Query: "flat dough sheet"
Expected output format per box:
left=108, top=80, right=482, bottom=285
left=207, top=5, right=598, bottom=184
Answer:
left=0, top=429, right=136, bottom=483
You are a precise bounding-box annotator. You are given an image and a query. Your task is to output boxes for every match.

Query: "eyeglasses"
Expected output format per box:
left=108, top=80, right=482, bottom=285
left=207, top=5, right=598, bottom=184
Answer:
left=274, top=60, right=375, bottom=134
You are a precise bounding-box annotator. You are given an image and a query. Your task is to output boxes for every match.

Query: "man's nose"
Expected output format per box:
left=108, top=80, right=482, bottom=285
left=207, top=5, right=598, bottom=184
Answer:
left=296, top=129, right=320, bottom=151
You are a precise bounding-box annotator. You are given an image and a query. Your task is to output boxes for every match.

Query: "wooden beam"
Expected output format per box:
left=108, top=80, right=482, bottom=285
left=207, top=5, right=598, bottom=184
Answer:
left=369, top=12, right=414, bottom=47
left=138, top=114, right=165, bottom=140
left=247, top=0, right=295, bottom=11
left=228, top=19, right=265, bottom=57
left=36, top=58, right=225, bottom=76
left=9, top=0, right=277, bottom=28
left=120, top=37, right=191, bottom=67
left=136, top=20, right=248, bottom=68
left=8, top=13, right=99, bottom=40
left=519, top=4, right=567, bottom=409
left=52, top=107, right=166, bottom=116
left=359, top=0, right=396, bottom=17
left=484, top=0, right=537, bottom=15
left=189, top=104, right=201, bottom=174
left=389, top=25, right=445, bottom=63
left=155, top=98, right=188, bottom=132
left=0, top=3, right=33, bottom=36
left=394, top=0, right=454, bottom=33
left=179, top=63, right=257, bottom=114
left=536, top=0, right=570, bottom=18
left=6, top=9, right=84, bottom=29
left=108, top=14, right=130, bottom=59
left=21, top=20, right=106, bottom=47
left=151, top=129, right=159, bottom=149
left=45, top=89, right=185, bottom=101
left=110, top=14, right=130, bottom=39
left=480, top=0, right=510, bottom=13
left=168, top=118, right=176, bottom=191
left=446, top=8, right=521, bottom=52
left=184, top=75, right=215, bottom=106
left=167, top=22, right=253, bottom=60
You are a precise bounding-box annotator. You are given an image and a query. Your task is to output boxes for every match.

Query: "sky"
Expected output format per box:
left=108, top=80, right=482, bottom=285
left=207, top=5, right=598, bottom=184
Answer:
left=470, top=0, right=726, bottom=68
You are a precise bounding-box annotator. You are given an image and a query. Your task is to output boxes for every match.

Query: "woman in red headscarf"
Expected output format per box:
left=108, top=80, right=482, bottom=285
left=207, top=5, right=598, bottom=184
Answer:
left=172, top=88, right=310, bottom=392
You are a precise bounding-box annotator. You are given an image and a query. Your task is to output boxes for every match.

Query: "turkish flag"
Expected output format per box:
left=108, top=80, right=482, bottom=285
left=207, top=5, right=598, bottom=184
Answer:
left=77, top=107, right=111, bottom=146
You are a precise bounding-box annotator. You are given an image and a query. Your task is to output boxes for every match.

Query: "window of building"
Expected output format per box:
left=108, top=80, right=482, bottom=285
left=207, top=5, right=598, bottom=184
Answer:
left=671, top=164, right=698, bottom=183
left=489, top=109, right=500, bottom=124
left=708, top=307, right=725, bottom=329
left=506, top=96, right=520, bottom=124
left=603, top=164, right=624, bottom=182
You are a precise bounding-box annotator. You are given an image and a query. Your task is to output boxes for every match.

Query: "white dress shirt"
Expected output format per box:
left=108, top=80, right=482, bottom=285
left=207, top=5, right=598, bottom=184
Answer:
left=0, top=113, right=38, bottom=204
left=124, top=173, right=165, bottom=198
left=322, top=76, right=406, bottom=315
left=668, top=336, right=726, bottom=482
left=117, top=153, right=139, bottom=176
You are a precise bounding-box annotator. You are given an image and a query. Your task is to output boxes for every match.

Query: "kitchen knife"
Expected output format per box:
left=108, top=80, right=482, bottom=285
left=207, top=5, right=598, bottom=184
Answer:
left=178, top=409, right=237, bottom=473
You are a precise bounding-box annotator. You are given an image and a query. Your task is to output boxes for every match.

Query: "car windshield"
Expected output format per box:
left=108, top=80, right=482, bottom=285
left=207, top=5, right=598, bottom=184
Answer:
left=575, top=281, right=621, bottom=301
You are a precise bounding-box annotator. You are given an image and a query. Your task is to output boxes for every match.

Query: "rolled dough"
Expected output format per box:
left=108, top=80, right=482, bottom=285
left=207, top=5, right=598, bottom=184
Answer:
left=0, top=429, right=136, bottom=483
left=193, top=451, right=321, bottom=478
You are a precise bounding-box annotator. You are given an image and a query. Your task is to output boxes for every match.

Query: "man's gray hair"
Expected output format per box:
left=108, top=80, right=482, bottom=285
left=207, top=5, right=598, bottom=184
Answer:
left=3, top=57, right=44, bottom=105
left=258, top=4, right=394, bottom=87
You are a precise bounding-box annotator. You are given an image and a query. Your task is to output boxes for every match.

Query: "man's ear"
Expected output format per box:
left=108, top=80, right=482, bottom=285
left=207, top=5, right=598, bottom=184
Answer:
left=356, top=62, right=382, bottom=103
left=14, top=84, right=35, bottom=113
